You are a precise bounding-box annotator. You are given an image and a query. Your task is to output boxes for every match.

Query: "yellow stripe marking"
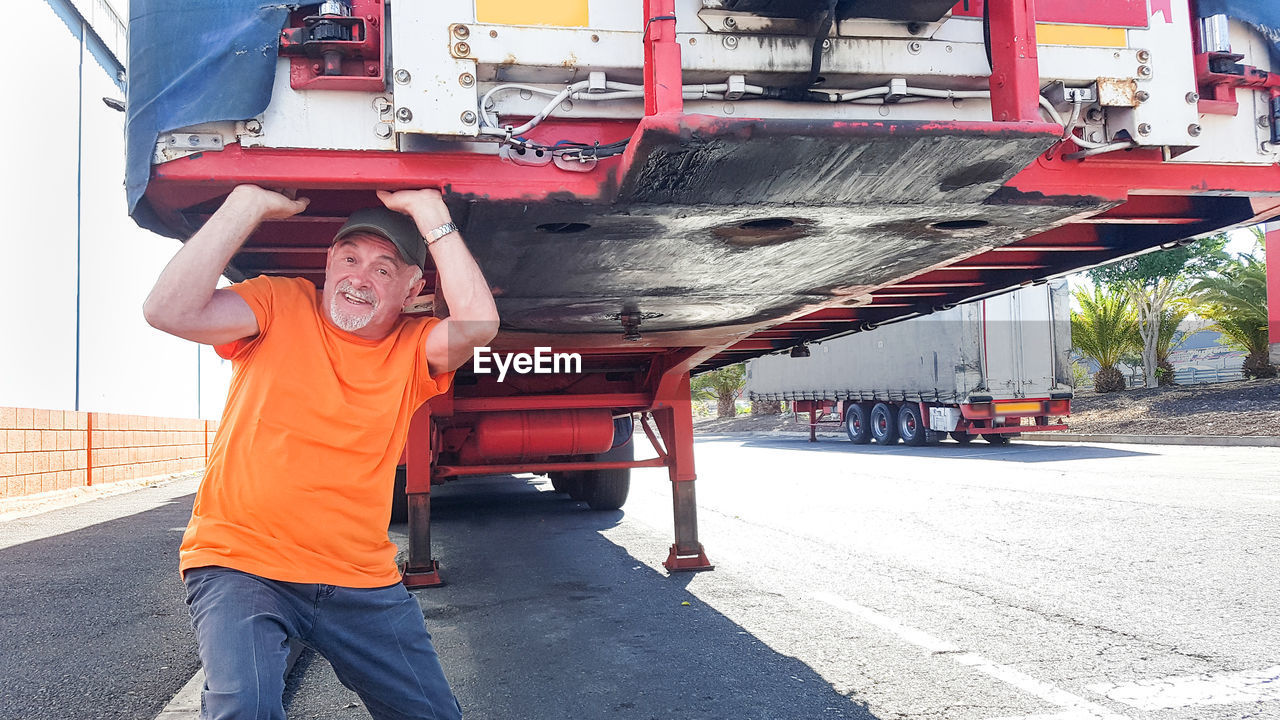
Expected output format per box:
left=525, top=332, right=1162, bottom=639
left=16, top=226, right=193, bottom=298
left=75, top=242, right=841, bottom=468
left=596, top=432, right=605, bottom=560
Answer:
left=1036, top=23, right=1127, bottom=47
left=995, top=401, right=1043, bottom=413
left=476, top=0, right=589, bottom=27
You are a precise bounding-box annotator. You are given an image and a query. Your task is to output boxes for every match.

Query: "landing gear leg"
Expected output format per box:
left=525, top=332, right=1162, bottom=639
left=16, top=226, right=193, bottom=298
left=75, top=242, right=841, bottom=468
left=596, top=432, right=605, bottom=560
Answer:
left=653, top=371, right=714, bottom=573
left=402, top=404, right=443, bottom=588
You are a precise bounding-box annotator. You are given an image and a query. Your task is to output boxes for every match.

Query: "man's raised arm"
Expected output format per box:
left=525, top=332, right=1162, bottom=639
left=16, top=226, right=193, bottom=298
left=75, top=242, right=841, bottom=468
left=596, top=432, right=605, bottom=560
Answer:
left=143, top=185, right=309, bottom=345
left=377, top=189, right=500, bottom=374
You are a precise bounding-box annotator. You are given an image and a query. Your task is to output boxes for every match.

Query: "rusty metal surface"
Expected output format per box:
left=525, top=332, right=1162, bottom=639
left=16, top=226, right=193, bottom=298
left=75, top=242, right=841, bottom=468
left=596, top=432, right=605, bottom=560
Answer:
left=1096, top=77, right=1139, bottom=107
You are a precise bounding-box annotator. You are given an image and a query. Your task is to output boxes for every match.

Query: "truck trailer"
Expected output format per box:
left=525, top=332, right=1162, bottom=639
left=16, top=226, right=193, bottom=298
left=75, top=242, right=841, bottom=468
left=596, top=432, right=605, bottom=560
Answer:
left=124, top=0, right=1280, bottom=584
left=747, top=281, right=1073, bottom=446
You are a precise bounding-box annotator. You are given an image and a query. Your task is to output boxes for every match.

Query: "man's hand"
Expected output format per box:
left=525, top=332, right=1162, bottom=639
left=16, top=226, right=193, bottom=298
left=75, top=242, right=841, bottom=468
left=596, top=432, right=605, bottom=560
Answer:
left=377, top=189, right=451, bottom=229
left=227, top=185, right=310, bottom=222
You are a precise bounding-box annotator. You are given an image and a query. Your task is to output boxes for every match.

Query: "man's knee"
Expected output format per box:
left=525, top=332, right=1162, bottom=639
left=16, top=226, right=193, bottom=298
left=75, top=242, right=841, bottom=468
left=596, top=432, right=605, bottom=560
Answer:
left=183, top=568, right=295, bottom=720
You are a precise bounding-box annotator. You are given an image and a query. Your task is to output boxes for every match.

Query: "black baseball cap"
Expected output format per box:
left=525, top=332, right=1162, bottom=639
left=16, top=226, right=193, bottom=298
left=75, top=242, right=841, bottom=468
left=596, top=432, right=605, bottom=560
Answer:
left=333, top=208, right=427, bottom=270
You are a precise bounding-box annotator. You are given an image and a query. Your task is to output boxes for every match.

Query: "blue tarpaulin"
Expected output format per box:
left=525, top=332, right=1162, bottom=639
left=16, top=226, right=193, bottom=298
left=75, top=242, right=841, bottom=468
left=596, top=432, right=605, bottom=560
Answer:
left=125, top=1, right=291, bottom=236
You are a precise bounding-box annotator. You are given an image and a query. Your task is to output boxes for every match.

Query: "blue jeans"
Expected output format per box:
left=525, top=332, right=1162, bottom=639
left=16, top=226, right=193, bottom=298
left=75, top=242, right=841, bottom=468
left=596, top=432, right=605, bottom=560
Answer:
left=184, top=566, right=462, bottom=720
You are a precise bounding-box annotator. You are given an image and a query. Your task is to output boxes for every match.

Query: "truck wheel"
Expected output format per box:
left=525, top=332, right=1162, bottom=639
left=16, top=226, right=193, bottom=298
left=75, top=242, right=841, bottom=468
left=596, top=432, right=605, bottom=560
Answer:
left=870, top=403, right=899, bottom=445
left=949, top=431, right=973, bottom=444
left=982, top=433, right=1011, bottom=445
left=548, top=472, right=572, bottom=494
left=565, top=472, right=590, bottom=500
left=390, top=467, right=408, bottom=524
left=844, top=403, right=872, bottom=444
left=897, top=405, right=927, bottom=446
left=582, top=442, right=633, bottom=511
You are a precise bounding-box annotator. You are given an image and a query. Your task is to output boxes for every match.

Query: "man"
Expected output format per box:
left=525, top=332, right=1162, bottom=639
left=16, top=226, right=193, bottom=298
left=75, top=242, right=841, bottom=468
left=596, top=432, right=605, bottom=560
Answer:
left=144, top=185, right=498, bottom=720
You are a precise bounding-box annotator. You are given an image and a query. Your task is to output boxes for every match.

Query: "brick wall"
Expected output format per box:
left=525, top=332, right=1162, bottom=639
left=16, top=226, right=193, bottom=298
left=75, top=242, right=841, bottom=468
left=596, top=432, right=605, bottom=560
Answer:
left=0, top=407, right=216, bottom=500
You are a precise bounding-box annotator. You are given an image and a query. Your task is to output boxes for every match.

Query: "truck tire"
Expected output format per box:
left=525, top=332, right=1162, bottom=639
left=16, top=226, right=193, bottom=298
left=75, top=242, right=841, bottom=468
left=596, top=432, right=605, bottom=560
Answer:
left=870, top=403, right=899, bottom=445
left=548, top=471, right=572, bottom=494
left=844, top=403, right=872, bottom=444
left=897, top=404, right=927, bottom=446
left=949, top=431, right=973, bottom=444
left=582, top=441, right=633, bottom=511
left=982, top=433, right=1011, bottom=445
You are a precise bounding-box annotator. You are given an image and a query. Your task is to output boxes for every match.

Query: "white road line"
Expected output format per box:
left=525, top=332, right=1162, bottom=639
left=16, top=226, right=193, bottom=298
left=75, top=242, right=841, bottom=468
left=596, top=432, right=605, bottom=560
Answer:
left=154, top=669, right=203, bottom=719
left=1089, top=665, right=1280, bottom=710
left=813, top=592, right=1128, bottom=720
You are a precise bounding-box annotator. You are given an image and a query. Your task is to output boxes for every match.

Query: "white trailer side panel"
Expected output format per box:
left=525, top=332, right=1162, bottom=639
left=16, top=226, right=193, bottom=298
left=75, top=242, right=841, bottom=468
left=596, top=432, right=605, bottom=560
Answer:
left=746, top=282, right=1071, bottom=403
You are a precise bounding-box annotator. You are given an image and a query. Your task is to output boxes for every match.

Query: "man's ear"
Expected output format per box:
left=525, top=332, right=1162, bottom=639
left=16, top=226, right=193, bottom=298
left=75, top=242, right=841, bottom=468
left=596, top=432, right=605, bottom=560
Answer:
left=404, top=274, right=427, bottom=305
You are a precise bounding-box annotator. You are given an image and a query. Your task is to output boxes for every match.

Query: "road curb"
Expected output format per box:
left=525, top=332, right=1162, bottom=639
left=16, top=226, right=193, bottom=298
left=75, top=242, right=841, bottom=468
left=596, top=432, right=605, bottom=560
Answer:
left=696, top=429, right=1280, bottom=447
left=1024, top=433, right=1280, bottom=448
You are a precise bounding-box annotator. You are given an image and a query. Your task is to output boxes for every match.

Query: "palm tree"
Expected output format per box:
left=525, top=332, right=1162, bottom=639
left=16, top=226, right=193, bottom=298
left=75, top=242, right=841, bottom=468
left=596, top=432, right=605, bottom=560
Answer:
left=691, top=364, right=746, bottom=417
left=1071, top=285, right=1139, bottom=392
left=1154, top=303, right=1193, bottom=385
left=1189, top=252, right=1275, bottom=379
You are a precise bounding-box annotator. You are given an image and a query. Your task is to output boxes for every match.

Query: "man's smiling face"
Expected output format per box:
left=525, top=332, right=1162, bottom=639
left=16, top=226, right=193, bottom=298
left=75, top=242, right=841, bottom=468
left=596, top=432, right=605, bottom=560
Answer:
left=321, top=232, right=425, bottom=339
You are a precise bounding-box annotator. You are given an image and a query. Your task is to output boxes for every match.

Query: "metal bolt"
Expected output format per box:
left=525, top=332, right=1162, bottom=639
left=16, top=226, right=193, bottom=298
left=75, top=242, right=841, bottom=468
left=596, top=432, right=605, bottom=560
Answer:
left=459, top=72, right=475, bottom=88
left=723, top=16, right=737, bottom=29
left=1088, top=130, right=1104, bottom=143
left=821, top=38, right=832, bottom=51
left=591, top=34, right=599, bottom=43
left=489, top=29, right=498, bottom=38
left=244, top=119, right=263, bottom=134
left=1260, top=114, right=1272, bottom=128
left=374, top=123, right=393, bottom=139
left=1135, top=90, right=1150, bottom=103
left=394, top=68, right=411, bottom=84
left=188, top=135, right=200, bottom=146
left=453, top=41, right=471, bottom=56
left=312, top=63, right=322, bottom=73
left=907, top=40, right=922, bottom=54
left=366, top=64, right=378, bottom=77
left=1186, top=91, right=1200, bottom=104
left=452, top=25, right=469, bottom=40
left=460, top=110, right=477, bottom=125
left=723, top=35, right=738, bottom=49
left=372, top=97, right=392, bottom=115
left=1136, top=48, right=1151, bottom=63
left=1137, top=65, right=1152, bottom=78
left=1086, top=108, right=1104, bottom=122
left=1137, top=123, right=1152, bottom=136
left=1187, top=123, right=1202, bottom=137
left=396, top=107, right=413, bottom=122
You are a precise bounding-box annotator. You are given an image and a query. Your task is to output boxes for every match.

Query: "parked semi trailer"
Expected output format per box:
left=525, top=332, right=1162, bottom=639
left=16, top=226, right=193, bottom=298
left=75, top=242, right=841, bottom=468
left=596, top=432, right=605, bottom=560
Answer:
left=125, top=0, right=1280, bottom=584
left=747, top=282, right=1073, bottom=446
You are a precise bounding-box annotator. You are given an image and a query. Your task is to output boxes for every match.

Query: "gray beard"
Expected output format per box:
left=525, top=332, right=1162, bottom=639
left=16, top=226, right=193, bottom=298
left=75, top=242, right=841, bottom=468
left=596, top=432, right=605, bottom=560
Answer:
left=330, top=281, right=377, bottom=332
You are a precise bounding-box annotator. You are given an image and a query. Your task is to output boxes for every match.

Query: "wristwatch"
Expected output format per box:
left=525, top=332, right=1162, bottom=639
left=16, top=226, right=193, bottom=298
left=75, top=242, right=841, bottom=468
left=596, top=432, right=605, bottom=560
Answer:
left=426, top=221, right=459, bottom=245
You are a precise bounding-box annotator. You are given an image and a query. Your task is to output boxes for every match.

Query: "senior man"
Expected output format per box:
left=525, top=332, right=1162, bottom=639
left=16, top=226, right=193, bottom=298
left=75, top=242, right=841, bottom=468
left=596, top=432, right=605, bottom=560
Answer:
left=144, top=185, right=497, bottom=720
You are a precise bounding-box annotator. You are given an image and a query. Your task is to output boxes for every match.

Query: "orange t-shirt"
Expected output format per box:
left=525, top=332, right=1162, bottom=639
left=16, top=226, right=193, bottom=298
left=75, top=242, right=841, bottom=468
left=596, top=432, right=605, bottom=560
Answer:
left=179, top=276, right=453, bottom=587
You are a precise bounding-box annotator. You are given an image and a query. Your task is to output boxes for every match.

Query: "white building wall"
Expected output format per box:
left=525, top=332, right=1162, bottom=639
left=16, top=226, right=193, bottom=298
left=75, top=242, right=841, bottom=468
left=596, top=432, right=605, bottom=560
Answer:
left=0, top=0, right=230, bottom=420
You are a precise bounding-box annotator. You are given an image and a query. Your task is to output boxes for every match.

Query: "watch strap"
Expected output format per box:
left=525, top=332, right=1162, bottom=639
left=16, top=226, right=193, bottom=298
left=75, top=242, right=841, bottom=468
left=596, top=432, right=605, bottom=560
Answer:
left=426, top=221, right=459, bottom=244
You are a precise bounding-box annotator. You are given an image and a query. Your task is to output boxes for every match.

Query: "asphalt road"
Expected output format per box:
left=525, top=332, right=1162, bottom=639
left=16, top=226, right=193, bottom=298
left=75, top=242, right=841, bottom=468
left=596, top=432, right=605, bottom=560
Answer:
left=0, top=478, right=201, bottom=720
left=1, top=437, right=1276, bottom=719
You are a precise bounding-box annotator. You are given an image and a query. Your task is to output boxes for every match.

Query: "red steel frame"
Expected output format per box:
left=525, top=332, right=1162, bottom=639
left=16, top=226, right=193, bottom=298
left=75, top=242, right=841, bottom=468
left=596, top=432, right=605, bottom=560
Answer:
left=1269, top=224, right=1280, bottom=360
left=791, top=399, right=1069, bottom=443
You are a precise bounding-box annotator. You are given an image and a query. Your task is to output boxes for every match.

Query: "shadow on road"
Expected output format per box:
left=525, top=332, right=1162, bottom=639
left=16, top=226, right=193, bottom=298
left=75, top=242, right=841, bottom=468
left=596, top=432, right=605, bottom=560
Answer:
left=286, top=474, right=879, bottom=720
left=699, top=434, right=1154, bottom=463
left=0, top=496, right=200, bottom=720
